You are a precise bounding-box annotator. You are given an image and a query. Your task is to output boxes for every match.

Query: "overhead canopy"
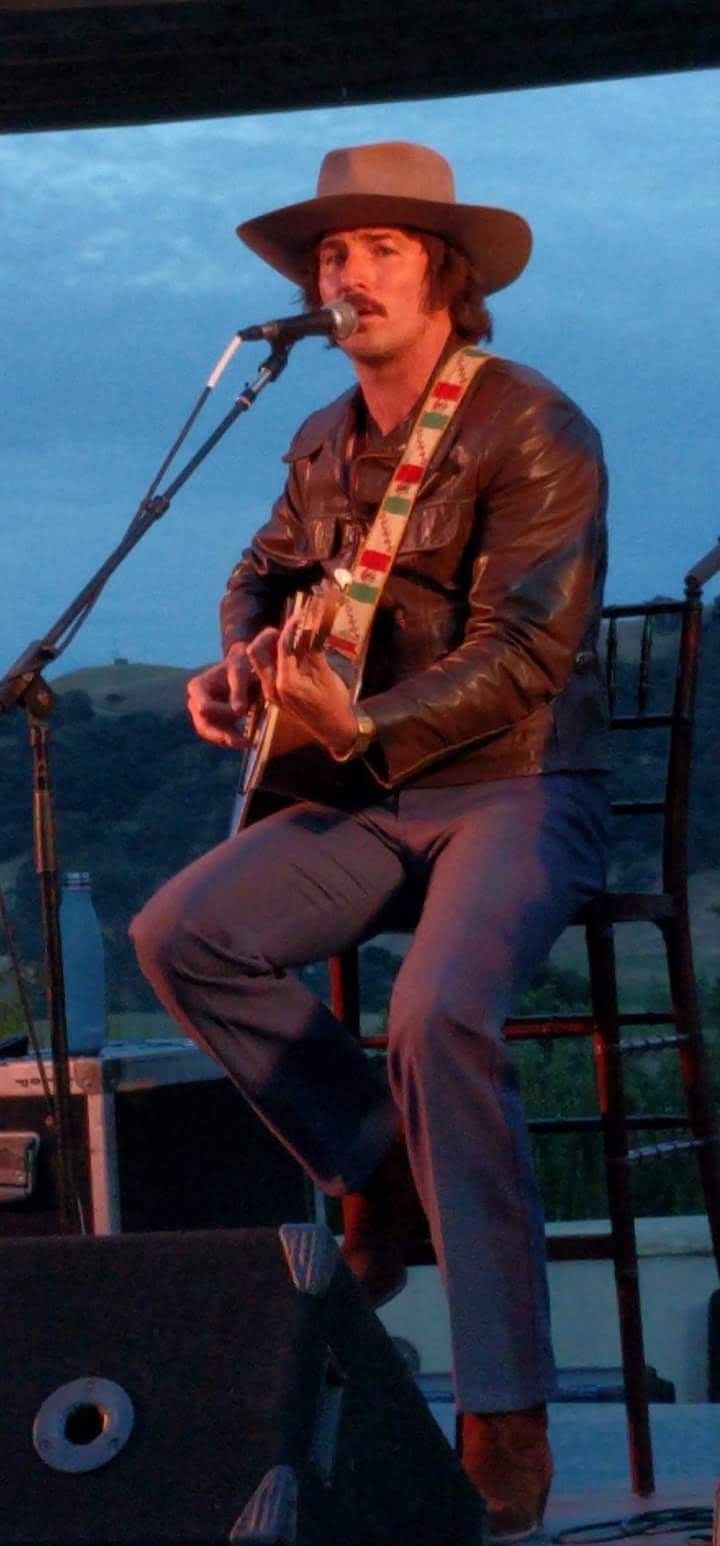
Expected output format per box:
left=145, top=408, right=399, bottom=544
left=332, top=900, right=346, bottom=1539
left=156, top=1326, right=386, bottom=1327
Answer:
left=1, top=0, right=719, bottom=136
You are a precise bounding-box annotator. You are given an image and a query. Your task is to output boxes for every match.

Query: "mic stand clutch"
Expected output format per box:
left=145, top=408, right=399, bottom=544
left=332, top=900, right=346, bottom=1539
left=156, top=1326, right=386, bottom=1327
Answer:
left=0, top=340, right=293, bottom=1234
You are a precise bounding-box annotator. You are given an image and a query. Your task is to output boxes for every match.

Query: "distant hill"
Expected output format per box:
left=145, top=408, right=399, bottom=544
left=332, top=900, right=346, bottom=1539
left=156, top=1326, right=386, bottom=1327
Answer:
left=50, top=661, right=198, bottom=719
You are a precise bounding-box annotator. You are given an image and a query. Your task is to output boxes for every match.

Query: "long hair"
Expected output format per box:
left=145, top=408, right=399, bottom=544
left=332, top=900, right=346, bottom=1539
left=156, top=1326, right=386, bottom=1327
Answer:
left=299, top=230, right=493, bottom=344
left=418, top=234, right=493, bottom=343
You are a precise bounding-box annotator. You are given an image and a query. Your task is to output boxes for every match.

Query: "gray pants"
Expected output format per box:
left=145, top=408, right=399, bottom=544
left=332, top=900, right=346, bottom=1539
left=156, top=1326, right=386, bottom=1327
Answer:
left=131, top=772, right=608, bottom=1411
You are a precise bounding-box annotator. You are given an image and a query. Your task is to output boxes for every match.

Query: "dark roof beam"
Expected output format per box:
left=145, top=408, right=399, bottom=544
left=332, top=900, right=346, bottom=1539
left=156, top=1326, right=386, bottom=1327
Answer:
left=1, top=1, right=718, bottom=135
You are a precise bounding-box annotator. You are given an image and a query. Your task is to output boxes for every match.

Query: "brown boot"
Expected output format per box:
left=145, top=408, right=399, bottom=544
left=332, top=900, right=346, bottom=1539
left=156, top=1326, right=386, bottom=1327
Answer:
left=340, top=1136, right=423, bottom=1308
left=461, top=1406, right=553, bottom=1543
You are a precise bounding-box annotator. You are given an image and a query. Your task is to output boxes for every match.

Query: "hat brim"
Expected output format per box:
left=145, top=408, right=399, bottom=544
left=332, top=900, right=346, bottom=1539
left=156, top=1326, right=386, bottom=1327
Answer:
left=237, top=193, right=531, bottom=295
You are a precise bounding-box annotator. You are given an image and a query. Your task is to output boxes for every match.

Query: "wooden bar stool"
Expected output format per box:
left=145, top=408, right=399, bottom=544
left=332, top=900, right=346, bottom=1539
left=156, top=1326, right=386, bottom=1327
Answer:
left=328, top=569, right=720, bottom=1498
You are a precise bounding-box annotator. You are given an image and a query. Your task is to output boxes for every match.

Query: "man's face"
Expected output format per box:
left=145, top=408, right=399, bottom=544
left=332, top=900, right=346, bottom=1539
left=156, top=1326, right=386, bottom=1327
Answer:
left=316, top=226, right=448, bottom=364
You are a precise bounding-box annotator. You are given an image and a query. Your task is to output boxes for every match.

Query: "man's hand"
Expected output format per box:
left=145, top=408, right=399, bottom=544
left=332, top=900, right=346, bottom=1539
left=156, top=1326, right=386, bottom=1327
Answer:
left=186, top=643, right=253, bottom=749
left=247, top=616, right=358, bottom=758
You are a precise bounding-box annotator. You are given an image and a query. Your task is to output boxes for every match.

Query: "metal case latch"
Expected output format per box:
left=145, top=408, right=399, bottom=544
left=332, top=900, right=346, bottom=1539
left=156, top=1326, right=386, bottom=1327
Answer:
left=0, top=1131, right=40, bottom=1203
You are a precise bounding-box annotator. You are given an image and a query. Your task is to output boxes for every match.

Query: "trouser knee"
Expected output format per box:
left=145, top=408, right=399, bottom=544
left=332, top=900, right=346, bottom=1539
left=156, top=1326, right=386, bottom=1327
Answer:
left=386, top=970, right=501, bottom=1110
left=129, top=893, right=181, bottom=991
left=129, top=890, right=220, bottom=996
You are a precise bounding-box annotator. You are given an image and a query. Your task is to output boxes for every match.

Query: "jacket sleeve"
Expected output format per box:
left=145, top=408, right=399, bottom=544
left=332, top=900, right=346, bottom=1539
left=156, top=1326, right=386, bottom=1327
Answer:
left=362, top=388, right=608, bottom=786
left=220, top=464, right=322, bottom=652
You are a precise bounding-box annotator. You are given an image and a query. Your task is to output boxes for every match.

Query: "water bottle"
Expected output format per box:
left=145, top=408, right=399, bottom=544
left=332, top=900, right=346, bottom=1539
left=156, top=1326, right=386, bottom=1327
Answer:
left=59, top=871, right=107, bottom=1054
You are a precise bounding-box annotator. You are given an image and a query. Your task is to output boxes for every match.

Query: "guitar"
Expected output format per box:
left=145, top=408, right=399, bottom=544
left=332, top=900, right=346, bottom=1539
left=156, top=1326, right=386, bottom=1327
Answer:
left=231, top=575, right=353, bottom=832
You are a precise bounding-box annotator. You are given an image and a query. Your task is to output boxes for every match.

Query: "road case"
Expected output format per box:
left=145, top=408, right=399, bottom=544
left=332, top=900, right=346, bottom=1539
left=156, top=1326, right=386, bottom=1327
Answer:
left=0, top=1038, right=312, bottom=1236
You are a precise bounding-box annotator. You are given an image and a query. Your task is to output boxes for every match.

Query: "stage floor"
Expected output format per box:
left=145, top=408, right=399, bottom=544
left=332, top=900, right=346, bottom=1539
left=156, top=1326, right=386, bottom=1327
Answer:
left=426, top=1400, right=719, bottom=1543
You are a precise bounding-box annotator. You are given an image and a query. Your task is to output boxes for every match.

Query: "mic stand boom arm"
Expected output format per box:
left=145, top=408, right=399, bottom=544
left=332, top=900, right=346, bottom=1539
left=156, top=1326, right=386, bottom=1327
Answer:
left=0, top=340, right=292, bottom=1234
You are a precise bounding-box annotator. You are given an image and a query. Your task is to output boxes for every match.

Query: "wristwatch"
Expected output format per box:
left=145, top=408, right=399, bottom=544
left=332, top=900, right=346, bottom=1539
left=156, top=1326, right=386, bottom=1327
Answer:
left=332, top=710, right=377, bottom=762
left=353, top=710, right=376, bottom=757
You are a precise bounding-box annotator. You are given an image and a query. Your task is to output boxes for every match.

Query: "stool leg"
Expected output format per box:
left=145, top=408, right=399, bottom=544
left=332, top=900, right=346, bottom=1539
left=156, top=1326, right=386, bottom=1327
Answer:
left=586, top=918, right=655, bottom=1496
left=661, top=912, right=720, bottom=1275
left=329, top=949, right=361, bottom=1038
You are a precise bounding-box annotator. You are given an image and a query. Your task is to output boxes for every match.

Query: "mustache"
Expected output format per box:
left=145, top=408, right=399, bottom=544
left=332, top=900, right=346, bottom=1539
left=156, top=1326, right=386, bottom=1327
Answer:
left=342, top=291, right=387, bottom=317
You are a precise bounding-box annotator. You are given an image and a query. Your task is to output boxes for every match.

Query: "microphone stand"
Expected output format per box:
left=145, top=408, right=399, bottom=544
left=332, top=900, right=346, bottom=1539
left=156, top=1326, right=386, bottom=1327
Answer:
left=0, top=338, right=293, bottom=1233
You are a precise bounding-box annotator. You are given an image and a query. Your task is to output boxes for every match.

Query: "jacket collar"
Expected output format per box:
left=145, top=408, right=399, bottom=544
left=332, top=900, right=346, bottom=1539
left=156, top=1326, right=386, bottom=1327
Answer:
left=283, top=336, right=483, bottom=485
left=282, top=385, right=357, bottom=465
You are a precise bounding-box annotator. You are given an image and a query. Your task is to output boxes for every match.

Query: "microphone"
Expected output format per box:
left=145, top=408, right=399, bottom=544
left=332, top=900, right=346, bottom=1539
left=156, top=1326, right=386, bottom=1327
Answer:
left=238, top=301, right=358, bottom=344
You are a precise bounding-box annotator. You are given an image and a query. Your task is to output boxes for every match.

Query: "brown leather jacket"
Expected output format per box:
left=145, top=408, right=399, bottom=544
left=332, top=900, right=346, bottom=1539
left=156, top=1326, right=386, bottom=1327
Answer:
left=221, top=352, right=609, bottom=791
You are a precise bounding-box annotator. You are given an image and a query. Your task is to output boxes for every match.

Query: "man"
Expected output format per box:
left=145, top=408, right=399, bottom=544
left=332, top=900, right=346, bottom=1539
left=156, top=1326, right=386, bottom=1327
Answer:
left=132, top=142, right=609, bottom=1539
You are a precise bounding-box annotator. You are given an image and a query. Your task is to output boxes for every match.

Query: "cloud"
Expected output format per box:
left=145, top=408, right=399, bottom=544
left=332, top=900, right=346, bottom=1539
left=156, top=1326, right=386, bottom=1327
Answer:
left=3, top=70, right=717, bottom=303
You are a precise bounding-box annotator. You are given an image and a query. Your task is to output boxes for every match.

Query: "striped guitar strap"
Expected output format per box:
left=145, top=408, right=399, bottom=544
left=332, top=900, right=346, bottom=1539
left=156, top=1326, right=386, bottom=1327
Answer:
left=326, top=343, right=492, bottom=672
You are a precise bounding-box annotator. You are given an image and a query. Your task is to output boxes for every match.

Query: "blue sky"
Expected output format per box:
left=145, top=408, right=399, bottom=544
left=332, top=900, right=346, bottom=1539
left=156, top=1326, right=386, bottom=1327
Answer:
left=1, top=69, right=718, bottom=675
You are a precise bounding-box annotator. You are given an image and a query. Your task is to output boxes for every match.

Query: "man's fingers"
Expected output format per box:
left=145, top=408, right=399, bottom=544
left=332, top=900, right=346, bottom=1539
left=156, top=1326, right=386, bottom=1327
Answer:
left=186, top=659, right=251, bottom=745
left=226, top=653, right=252, bottom=716
left=187, top=703, right=248, bottom=748
left=187, top=661, right=227, bottom=700
left=278, top=613, right=302, bottom=657
left=197, top=723, right=248, bottom=749
left=187, top=693, right=248, bottom=745
left=246, top=627, right=280, bottom=704
left=247, top=627, right=280, bottom=671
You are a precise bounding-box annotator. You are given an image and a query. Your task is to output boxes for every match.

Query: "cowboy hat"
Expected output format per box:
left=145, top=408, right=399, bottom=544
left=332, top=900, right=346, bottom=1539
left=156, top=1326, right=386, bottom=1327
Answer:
left=237, top=141, right=532, bottom=295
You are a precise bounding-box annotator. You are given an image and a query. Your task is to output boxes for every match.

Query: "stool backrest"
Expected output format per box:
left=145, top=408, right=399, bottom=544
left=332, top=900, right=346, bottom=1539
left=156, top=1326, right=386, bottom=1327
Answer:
left=602, top=588, right=703, bottom=902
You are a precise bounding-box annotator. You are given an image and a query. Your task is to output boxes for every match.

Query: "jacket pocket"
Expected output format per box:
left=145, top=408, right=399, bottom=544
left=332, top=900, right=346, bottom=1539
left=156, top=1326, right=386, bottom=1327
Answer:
left=400, top=499, right=468, bottom=556
left=302, top=514, right=341, bottom=559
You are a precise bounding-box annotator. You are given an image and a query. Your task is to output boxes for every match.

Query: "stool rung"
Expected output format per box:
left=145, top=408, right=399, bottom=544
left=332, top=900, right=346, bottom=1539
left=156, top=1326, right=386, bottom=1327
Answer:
left=365, top=1018, right=683, bottom=1054
left=619, top=1033, right=688, bottom=1055
left=611, top=714, right=674, bottom=730
left=611, top=799, right=665, bottom=814
left=530, top=1113, right=691, bottom=1135
left=626, top=1135, right=718, bottom=1164
left=504, top=1015, right=593, bottom=1040
left=506, top=1012, right=679, bottom=1040
left=617, top=1011, right=677, bottom=1026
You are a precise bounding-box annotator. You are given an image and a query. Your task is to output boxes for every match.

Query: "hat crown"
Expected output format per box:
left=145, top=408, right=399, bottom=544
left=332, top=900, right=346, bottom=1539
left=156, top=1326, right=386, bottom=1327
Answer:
left=237, top=140, right=531, bottom=296
left=316, top=142, right=456, bottom=207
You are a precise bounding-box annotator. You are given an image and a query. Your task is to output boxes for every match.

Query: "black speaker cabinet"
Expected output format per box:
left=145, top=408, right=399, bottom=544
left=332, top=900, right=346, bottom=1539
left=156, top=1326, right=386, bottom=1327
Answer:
left=0, top=1041, right=311, bottom=1236
left=0, top=1224, right=485, bottom=1545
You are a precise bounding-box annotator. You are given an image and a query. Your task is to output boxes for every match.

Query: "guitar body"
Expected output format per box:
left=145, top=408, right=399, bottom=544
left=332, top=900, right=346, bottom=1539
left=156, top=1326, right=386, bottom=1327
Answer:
left=232, top=705, right=354, bottom=832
